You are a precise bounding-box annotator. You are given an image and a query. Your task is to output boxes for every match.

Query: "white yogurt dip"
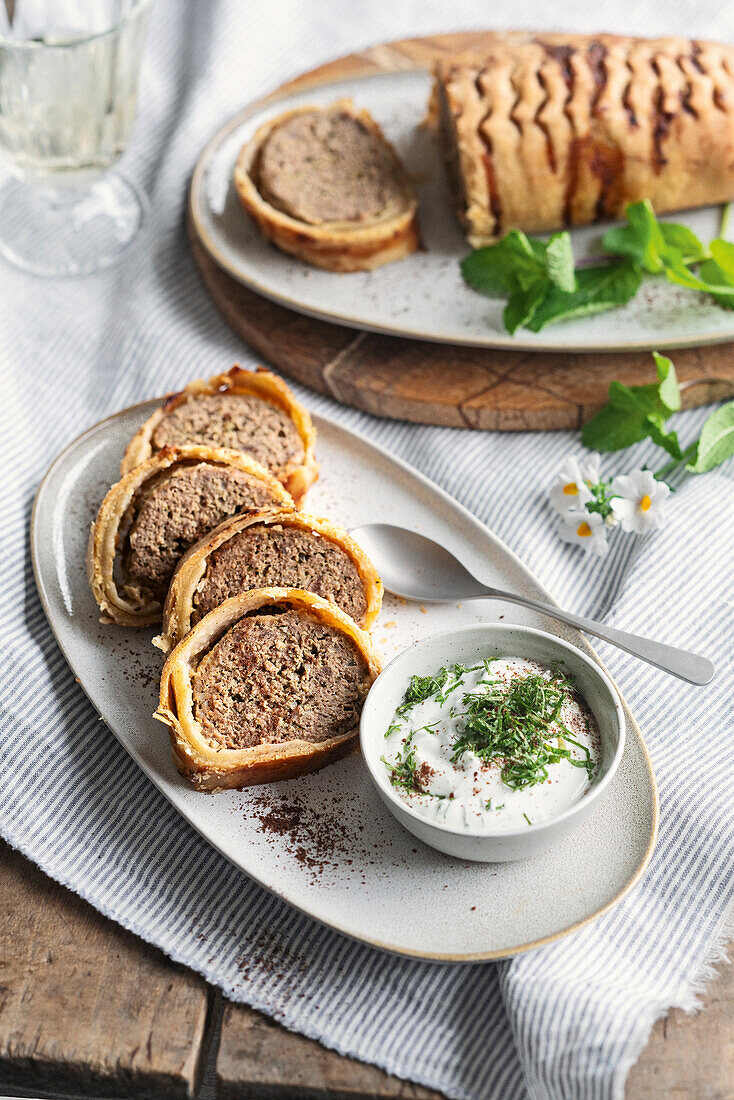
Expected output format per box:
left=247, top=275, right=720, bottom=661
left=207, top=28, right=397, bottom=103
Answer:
left=381, top=657, right=600, bottom=832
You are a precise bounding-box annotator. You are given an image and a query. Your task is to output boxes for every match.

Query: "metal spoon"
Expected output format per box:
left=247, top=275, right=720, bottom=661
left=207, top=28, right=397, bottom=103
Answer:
left=351, top=523, right=715, bottom=686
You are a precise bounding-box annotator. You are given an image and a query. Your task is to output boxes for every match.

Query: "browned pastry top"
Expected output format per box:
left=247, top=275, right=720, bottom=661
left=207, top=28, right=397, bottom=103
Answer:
left=436, top=34, right=734, bottom=241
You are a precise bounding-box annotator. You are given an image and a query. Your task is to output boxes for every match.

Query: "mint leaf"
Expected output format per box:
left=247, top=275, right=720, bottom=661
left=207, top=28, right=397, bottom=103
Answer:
left=645, top=413, right=683, bottom=460
left=461, top=230, right=549, bottom=295
left=461, top=230, right=576, bottom=330
left=601, top=225, right=648, bottom=267
left=526, top=261, right=641, bottom=331
left=659, top=222, right=706, bottom=263
left=544, top=232, right=576, bottom=292
left=581, top=404, right=650, bottom=451
left=503, top=279, right=548, bottom=334
left=697, top=261, right=734, bottom=309
left=602, top=200, right=705, bottom=272
left=582, top=380, right=658, bottom=451
left=461, top=247, right=515, bottom=296
left=581, top=352, right=678, bottom=452
left=697, top=240, right=734, bottom=308
left=662, top=253, right=734, bottom=303
left=687, top=402, right=734, bottom=472
left=710, top=239, right=734, bottom=279
left=602, top=200, right=669, bottom=272
left=652, top=351, right=681, bottom=412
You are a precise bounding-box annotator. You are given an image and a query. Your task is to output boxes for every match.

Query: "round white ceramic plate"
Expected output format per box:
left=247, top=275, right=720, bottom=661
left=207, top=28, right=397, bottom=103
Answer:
left=190, top=67, right=734, bottom=353
left=32, top=402, right=658, bottom=961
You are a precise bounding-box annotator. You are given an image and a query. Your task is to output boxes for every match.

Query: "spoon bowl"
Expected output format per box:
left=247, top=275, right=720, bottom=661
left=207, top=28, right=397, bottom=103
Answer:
left=352, top=523, right=487, bottom=601
left=351, top=523, right=715, bottom=686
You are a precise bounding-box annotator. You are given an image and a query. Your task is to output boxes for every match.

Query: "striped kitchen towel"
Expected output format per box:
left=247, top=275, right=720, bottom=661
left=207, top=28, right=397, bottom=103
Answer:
left=1, top=2, right=733, bottom=1098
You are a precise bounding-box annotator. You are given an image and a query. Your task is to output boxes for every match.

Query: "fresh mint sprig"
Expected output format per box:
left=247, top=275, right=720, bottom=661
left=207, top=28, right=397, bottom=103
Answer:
left=601, top=199, right=708, bottom=272
left=460, top=229, right=576, bottom=334
left=581, top=352, right=682, bottom=459
left=461, top=200, right=734, bottom=334
left=581, top=352, right=734, bottom=475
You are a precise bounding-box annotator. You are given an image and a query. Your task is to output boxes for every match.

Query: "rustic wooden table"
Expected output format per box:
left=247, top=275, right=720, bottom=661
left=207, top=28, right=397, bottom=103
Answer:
left=0, top=842, right=731, bottom=1098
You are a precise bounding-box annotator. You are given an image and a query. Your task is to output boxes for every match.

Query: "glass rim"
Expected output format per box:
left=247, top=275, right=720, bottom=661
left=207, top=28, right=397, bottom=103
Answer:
left=0, top=0, right=152, bottom=50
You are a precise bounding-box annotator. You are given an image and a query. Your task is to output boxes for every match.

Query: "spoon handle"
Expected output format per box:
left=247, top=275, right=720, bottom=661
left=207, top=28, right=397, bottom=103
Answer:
left=483, top=590, right=715, bottom=686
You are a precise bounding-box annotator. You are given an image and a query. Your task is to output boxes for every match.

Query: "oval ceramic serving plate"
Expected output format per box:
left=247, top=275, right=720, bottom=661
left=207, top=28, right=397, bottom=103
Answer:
left=32, top=402, right=658, bottom=961
left=191, top=65, right=734, bottom=353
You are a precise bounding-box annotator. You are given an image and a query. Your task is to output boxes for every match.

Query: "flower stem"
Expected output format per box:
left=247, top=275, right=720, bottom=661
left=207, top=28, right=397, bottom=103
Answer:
left=721, top=201, right=732, bottom=240
left=655, top=441, right=698, bottom=479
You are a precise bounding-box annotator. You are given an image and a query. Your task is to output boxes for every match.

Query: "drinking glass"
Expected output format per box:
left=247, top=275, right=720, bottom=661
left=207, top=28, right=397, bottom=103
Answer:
left=0, top=0, right=152, bottom=275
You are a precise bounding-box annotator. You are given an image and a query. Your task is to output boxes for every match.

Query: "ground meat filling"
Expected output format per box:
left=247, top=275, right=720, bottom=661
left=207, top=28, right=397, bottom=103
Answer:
left=124, top=463, right=283, bottom=598
left=192, top=610, right=370, bottom=750
left=256, top=110, right=408, bottom=226
left=193, top=524, right=368, bottom=625
left=151, top=394, right=303, bottom=472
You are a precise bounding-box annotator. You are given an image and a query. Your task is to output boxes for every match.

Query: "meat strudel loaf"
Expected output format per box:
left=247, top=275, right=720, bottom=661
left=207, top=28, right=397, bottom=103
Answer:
left=434, top=33, right=734, bottom=245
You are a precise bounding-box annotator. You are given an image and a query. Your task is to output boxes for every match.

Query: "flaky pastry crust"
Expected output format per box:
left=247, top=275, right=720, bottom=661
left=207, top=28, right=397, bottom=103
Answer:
left=155, top=588, right=382, bottom=790
left=233, top=99, right=420, bottom=272
left=120, top=366, right=318, bottom=503
left=155, top=508, right=383, bottom=653
left=87, top=445, right=294, bottom=627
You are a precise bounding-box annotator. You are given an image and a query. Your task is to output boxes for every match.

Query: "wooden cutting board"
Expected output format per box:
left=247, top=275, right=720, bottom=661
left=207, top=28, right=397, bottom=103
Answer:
left=188, top=31, right=734, bottom=431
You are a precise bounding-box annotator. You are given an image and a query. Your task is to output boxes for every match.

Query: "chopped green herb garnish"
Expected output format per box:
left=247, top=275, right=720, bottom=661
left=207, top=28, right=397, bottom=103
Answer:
left=381, top=746, right=420, bottom=794
left=412, top=721, right=441, bottom=736
left=397, top=668, right=451, bottom=715
left=383, top=662, right=596, bottom=813
left=385, top=719, right=402, bottom=740
left=436, top=664, right=471, bottom=703
left=450, top=671, right=595, bottom=789
left=523, top=813, right=532, bottom=826
left=395, top=664, right=474, bottom=716
left=485, top=798, right=506, bottom=812
left=381, top=734, right=446, bottom=800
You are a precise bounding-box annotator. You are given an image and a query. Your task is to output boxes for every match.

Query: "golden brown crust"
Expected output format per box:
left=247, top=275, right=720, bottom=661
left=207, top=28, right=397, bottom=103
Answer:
left=434, top=33, right=734, bottom=245
left=120, top=366, right=319, bottom=502
left=155, top=508, right=383, bottom=653
left=87, top=445, right=295, bottom=627
left=155, top=588, right=382, bottom=790
left=233, top=99, right=420, bottom=272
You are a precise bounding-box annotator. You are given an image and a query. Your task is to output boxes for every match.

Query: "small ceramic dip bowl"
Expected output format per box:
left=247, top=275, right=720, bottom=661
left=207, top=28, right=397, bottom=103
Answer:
left=360, top=624, right=625, bottom=862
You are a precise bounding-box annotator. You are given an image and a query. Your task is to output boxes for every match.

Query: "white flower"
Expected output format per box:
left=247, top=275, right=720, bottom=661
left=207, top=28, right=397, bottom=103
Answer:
left=581, top=452, right=601, bottom=484
left=550, top=456, right=594, bottom=516
left=610, top=469, right=670, bottom=534
left=558, top=511, right=609, bottom=556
